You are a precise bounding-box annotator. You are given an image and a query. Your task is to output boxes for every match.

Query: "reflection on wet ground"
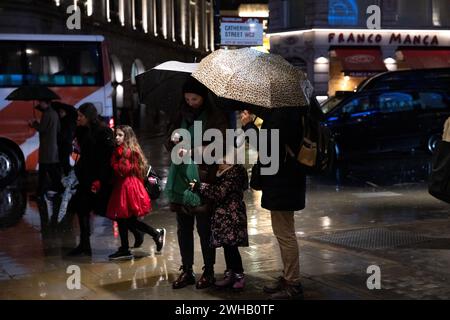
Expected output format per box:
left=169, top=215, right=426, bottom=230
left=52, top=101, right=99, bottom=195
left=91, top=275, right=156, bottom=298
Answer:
left=1, top=136, right=450, bottom=300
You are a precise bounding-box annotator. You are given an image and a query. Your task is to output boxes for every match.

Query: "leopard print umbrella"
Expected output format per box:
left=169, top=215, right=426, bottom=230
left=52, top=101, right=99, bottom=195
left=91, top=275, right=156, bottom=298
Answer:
left=192, top=48, right=313, bottom=108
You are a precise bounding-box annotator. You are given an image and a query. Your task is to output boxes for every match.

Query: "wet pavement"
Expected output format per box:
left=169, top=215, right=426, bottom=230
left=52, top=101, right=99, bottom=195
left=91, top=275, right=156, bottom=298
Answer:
left=1, top=130, right=450, bottom=300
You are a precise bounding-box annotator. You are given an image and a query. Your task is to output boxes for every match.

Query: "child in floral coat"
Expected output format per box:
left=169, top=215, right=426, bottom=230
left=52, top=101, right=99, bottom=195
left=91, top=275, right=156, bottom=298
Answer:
left=191, top=162, right=249, bottom=290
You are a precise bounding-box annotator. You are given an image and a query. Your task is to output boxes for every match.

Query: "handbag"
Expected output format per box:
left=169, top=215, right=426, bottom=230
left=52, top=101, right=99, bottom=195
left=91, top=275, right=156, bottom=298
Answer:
left=144, top=165, right=162, bottom=200
left=296, top=137, right=317, bottom=167
left=429, top=140, right=450, bottom=203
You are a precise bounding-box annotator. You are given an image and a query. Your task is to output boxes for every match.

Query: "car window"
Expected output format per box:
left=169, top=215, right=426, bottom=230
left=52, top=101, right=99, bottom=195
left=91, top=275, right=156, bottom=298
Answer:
left=377, top=92, right=416, bottom=113
left=339, top=95, right=373, bottom=115
left=419, top=92, right=448, bottom=110
left=321, top=95, right=347, bottom=113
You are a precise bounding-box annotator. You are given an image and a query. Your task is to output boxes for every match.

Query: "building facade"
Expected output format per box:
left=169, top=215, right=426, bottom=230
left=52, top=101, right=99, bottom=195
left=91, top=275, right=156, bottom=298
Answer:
left=0, top=0, right=215, bottom=126
left=268, top=0, right=450, bottom=98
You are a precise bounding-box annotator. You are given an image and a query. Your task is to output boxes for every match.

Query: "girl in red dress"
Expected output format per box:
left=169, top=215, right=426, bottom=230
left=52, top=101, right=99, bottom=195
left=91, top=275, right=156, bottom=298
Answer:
left=106, top=125, right=165, bottom=260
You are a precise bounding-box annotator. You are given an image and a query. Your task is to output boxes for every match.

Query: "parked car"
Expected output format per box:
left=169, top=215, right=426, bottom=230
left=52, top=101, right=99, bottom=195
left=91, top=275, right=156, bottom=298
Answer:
left=320, top=91, right=355, bottom=113
left=356, top=68, right=450, bottom=92
left=323, top=88, right=450, bottom=159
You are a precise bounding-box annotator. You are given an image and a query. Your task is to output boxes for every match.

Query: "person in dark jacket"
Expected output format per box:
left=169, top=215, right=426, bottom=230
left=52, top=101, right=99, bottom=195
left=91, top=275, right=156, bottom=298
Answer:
left=165, top=77, right=228, bottom=290
left=53, top=102, right=77, bottom=176
left=29, top=100, right=63, bottom=198
left=67, top=103, right=115, bottom=256
left=257, top=107, right=306, bottom=300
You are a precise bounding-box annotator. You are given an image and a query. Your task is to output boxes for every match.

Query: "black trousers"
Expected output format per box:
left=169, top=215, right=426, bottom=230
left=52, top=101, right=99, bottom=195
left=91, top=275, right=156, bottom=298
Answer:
left=117, top=216, right=159, bottom=250
left=74, top=188, right=95, bottom=247
left=38, top=163, right=63, bottom=195
left=223, top=245, right=244, bottom=273
left=176, top=211, right=216, bottom=271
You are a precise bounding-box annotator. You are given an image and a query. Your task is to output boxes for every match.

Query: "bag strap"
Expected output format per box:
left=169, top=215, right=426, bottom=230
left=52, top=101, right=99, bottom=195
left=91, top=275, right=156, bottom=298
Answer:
left=146, top=165, right=153, bottom=177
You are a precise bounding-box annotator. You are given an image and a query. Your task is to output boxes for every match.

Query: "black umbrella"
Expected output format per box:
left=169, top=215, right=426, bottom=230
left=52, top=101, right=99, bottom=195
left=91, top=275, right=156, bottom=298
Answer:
left=51, top=101, right=77, bottom=120
left=6, top=86, right=60, bottom=101
left=135, top=61, right=198, bottom=116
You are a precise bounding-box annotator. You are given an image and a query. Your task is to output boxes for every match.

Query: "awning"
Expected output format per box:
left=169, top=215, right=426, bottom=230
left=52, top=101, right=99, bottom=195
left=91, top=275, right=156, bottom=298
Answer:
left=332, top=47, right=387, bottom=77
left=397, top=48, right=450, bottom=69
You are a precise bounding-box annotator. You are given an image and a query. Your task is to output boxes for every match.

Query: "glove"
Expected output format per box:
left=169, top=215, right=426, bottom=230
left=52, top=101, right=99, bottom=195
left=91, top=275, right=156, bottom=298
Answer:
left=91, top=180, right=101, bottom=193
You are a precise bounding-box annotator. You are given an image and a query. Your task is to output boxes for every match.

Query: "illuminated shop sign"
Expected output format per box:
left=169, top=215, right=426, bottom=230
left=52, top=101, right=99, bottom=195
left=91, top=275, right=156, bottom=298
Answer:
left=328, top=32, right=440, bottom=46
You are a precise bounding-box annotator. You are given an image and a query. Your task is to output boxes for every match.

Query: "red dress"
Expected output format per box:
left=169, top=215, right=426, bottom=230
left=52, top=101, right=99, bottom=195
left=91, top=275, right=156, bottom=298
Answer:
left=106, top=146, right=151, bottom=220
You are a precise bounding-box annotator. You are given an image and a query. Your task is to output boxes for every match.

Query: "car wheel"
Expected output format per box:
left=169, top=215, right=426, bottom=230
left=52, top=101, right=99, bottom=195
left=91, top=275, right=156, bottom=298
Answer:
left=0, top=188, right=26, bottom=228
left=427, top=134, right=440, bottom=154
left=0, top=144, right=22, bottom=188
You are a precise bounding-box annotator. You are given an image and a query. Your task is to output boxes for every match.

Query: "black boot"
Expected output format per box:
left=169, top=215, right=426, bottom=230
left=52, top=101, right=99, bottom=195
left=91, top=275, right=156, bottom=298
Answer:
left=67, top=238, right=92, bottom=256
left=68, top=213, right=92, bottom=256
left=172, top=265, right=196, bottom=289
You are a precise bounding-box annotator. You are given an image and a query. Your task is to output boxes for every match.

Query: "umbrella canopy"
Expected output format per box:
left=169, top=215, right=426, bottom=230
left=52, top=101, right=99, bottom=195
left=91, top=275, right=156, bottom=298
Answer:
left=51, top=101, right=77, bottom=120
left=135, top=61, right=198, bottom=115
left=192, top=48, right=314, bottom=108
left=5, top=86, right=60, bottom=101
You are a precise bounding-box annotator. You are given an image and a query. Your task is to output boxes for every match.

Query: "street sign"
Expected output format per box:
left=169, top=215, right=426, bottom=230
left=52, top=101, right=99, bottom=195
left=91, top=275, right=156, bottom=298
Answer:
left=220, top=17, right=264, bottom=46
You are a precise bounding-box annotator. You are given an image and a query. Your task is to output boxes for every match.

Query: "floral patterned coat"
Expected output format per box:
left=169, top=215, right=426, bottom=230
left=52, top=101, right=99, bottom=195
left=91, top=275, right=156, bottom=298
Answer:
left=198, top=165, right=249, bottom=248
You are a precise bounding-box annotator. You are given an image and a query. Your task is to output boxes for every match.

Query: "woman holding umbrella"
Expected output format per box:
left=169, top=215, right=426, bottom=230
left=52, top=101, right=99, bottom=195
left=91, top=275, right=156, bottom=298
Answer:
left=165, top=77, right=228, bottom=289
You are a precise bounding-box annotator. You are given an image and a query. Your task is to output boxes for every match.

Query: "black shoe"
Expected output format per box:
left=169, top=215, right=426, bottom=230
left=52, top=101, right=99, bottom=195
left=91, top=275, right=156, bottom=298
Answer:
left=269, top=283, right=304, bottom=300
left=132, top=231, right=144, bottom=249
left=196, top=266, right=215, bottom=289
left=263, top=276, right=286, bottom=294
left=67, top=244, right=92, bottom=257
left=172, top=266, right=196, bottom=289
left=108, top=248, right=133, bottom=261
left=154, top=228, right=166, bottom=253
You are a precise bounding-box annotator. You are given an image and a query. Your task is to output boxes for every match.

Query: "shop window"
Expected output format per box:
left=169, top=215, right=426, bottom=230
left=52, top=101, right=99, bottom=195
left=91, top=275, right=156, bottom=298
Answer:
left=397, top=0, right=432, bottom=27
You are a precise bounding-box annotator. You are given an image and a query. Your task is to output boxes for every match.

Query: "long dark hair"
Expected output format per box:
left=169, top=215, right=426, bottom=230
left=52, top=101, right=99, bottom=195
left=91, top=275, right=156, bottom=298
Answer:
left=78, top=102, right=102, bottom=127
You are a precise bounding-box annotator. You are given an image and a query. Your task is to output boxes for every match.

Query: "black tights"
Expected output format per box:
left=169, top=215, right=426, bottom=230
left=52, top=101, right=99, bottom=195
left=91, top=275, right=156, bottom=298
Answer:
left=223, top=245, right=244, bottom=274
left=116, top=216, right=159, bottom=250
